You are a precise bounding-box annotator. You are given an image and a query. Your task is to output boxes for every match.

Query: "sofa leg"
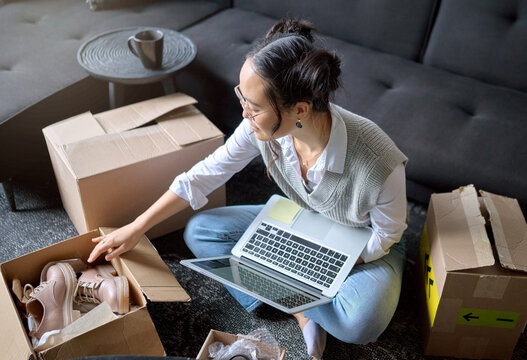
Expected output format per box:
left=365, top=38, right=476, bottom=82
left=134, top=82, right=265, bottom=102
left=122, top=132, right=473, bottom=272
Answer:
left=2, top=178, right=16, bottom=211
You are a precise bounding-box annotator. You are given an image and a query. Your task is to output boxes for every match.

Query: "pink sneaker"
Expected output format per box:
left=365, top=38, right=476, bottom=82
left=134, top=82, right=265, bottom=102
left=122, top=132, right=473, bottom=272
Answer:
left=26, top=262, right=78, bottom=340
left=75, top=264, right=129, bottom=314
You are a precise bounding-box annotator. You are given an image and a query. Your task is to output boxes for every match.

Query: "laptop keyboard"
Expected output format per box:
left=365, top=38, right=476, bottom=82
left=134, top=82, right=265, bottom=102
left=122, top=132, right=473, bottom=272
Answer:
left=241, top=222, right=348, bottom=289
left=238, top=265, right=316, bottom=308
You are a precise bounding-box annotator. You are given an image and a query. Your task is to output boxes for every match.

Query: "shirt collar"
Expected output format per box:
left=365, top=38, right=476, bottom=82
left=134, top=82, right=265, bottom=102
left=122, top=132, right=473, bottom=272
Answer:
left=277, top=104, right=347, bottom=174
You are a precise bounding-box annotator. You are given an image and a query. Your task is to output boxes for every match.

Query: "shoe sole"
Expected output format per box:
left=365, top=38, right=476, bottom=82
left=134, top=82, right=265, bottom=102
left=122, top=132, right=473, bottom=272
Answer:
left=96, top=264, right=130, bottom=314
left=56, top=262, right=77, bottom=327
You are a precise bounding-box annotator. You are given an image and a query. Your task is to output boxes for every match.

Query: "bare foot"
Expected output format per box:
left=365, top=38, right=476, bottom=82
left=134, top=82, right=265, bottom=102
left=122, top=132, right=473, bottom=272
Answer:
left=293, top=311, right=310, bottom=331
left=294, top=312, right=327, bottom=359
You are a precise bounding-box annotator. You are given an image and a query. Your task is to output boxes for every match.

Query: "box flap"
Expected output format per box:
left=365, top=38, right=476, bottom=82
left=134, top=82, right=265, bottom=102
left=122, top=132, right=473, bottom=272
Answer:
left=0, top=267, right=35, bottom=360
left=480, top=190, right=527, bottom=273
left=157, top=105, right=224, bottom=146
left=99, top=228, right=190, bottom=302
left=433, top=185, right=495, bottom=271
left=94, top=93, right=197, bottom=134
left=42, top=112, right=106, bottom=146
left=39, top=306, right=166, bottom=358
left=63, top=125, right=179, bottom=179
left=197, top=330, right=238, bottom=359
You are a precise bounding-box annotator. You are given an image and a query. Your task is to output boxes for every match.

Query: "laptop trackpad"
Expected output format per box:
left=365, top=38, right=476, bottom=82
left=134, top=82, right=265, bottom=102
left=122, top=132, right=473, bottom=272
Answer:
left=292, top=210, right=333, bottom=239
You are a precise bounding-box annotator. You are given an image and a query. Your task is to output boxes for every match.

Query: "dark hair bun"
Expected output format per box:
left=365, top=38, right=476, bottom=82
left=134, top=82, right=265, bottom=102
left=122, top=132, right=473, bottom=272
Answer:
left=247, top=17, right=341, bottom=113
left=266, top=18, right=315, bottom=42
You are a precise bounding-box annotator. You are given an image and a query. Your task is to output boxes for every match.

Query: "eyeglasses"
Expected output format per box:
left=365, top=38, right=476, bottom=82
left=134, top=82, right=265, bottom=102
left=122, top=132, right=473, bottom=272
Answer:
left=234, top=85, right=265, bottom=122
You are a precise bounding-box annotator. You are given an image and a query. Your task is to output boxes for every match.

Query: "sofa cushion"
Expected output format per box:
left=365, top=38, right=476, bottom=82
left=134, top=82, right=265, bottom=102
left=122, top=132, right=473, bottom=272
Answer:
left=176, top=8, right=527, bottom=207
left=423, top=0, right=527, bottom=92
left=0, top=0, right=229, bottom=181
left=0, top=0, right=228, bottom=126
left=329, top=37, right=527, bottom=206
left=233, top=0, right=438, bottom=61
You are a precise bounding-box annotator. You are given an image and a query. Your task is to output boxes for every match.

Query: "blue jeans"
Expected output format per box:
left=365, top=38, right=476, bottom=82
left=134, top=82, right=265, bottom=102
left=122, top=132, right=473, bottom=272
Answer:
left=184, top=205, right=407, bottom=344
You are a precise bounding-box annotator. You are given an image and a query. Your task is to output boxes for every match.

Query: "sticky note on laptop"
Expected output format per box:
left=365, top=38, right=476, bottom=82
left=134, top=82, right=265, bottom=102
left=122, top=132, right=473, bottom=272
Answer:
left=267, top=197, right=301, bottom=225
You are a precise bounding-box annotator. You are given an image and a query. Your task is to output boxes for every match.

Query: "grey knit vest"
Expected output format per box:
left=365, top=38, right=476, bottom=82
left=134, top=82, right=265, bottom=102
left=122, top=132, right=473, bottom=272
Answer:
left=251, top=104, right=408, bottom=227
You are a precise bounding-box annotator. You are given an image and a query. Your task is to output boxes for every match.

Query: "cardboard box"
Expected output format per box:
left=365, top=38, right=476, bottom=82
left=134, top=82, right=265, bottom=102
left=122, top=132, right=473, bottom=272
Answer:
left=0, top=227, right=190, bottom=360
left=43, top=93, right=226, bottom=239
left=419, top=185, right=527, bottom=359
left=197, top=329, right=286, bottom=360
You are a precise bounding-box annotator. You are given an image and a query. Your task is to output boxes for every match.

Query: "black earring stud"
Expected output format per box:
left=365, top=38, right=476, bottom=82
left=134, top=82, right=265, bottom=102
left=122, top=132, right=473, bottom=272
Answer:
left=296, top=120, right=303, bottom=128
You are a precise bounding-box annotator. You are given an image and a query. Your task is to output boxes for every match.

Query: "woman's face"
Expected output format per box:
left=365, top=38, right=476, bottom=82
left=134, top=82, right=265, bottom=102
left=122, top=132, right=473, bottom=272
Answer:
left=238, top=59, right=298, bottom=140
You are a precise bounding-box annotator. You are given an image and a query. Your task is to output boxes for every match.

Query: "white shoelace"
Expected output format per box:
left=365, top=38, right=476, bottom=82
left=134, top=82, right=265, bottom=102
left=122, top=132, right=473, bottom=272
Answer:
left=74, top=280, right=102, bottom=304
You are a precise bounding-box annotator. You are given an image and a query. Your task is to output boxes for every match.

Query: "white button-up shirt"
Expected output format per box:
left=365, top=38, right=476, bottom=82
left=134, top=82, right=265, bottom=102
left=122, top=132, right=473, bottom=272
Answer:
left=170, top=113, right=408, bottom=263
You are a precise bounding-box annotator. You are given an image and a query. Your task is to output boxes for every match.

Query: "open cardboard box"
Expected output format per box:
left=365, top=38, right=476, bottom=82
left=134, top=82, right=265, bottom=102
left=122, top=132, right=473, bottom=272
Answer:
left=197, top=329, right=286, bottom=360
left=0, top=227, right=190, bottom=360
left=419, top=185, right=527, bottom=359
left=42, top=93, right=225, bottom=239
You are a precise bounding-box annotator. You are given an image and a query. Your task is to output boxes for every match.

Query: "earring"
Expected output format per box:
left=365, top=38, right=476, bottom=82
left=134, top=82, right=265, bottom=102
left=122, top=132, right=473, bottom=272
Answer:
left=296, top=119, right=303, bottom=128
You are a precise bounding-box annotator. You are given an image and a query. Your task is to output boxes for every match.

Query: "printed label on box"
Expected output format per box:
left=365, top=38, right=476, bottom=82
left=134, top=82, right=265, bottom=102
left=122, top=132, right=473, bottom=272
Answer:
left=421, top=225, right=440, bottom=326
left=457, top=308, right=520, bottom=329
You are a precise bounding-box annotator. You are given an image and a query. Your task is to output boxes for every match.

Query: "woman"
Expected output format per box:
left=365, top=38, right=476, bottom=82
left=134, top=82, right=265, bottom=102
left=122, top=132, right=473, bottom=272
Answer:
left=88, top=19, right=408, bottom=360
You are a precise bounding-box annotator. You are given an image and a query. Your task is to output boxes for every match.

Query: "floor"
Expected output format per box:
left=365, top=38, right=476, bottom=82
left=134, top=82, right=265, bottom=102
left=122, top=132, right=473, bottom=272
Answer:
left=1, top=165, right=526, bottom=359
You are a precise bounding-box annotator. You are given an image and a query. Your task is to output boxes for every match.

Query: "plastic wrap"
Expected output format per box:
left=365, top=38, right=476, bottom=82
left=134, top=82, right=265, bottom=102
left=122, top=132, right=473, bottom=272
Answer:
left=208, top=328, right=281, bottom=360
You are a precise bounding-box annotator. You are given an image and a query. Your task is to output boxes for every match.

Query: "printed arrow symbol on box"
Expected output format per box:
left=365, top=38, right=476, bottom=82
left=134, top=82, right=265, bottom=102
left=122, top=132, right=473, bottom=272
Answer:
left=462, top=313, right=479, bottom=322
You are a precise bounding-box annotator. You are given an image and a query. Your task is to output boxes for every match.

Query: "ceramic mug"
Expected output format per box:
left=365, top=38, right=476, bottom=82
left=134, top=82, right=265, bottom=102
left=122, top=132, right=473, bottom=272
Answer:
left=127, top=29, right=164, bottom=70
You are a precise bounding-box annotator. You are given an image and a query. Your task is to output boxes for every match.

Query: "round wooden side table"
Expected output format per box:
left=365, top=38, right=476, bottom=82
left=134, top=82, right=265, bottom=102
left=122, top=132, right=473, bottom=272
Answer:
left=78, top=27, right=196, bottom=108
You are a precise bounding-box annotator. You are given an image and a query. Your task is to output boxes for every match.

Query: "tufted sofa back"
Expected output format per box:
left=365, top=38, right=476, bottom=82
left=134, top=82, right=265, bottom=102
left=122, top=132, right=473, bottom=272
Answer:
left=233, top=0, right=438, bottom=61
left=424, top=0, right=527, bottom=92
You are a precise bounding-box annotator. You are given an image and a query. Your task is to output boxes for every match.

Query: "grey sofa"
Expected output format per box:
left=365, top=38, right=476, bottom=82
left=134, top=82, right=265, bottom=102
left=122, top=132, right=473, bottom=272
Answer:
left=173, top=0, right=527, bottom=208
left=0, top=0, right=229, bottom=191
left=2, top=0, right=527, bottom=210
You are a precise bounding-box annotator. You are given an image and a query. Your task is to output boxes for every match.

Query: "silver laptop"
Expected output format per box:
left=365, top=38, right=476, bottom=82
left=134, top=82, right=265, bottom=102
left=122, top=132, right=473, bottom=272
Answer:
left=181, top=194, right=372, bottom=313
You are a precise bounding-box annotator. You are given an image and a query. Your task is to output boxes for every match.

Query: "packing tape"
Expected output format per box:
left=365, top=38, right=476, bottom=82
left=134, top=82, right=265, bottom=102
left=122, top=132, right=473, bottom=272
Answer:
left=473, top=275, right=510, bottom=299
left=481, top=193, right=514, bottom=266
left=459, top=186, right=494, bottom=267
left=431, top=298, right=462, bottom=333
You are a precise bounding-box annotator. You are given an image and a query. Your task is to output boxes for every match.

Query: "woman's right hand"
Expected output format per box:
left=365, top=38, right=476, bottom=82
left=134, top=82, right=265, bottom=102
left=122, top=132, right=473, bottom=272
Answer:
left=87, top=221, right=144, bottom=263
left=87, top=189, right=190, bottom=263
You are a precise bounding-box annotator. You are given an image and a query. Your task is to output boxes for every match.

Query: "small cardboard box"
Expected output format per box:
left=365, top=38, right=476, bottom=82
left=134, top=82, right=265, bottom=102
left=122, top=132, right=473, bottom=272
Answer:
left=0, top=227, right=190, bottom=360
left=43, top=93, right=226, bottom=239
left=197, top=329, right=286, bottom=360
left=419, top=185, right=527, bottom=359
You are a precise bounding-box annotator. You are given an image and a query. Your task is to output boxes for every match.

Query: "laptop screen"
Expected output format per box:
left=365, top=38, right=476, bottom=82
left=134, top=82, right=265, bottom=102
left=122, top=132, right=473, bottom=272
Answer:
left=190, top=257, right=321, bottom=309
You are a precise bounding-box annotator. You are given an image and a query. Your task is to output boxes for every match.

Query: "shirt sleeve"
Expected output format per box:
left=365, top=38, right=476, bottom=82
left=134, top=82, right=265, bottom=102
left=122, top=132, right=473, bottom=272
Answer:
left=360, top=163, right=408, bottom=263
left=169, top=119, right=260, bottom=209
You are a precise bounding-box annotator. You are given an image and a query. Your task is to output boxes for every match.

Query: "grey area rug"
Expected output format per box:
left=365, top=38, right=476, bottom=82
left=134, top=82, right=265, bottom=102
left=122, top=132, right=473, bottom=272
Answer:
left=1, top=159, right=526, bottom=360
